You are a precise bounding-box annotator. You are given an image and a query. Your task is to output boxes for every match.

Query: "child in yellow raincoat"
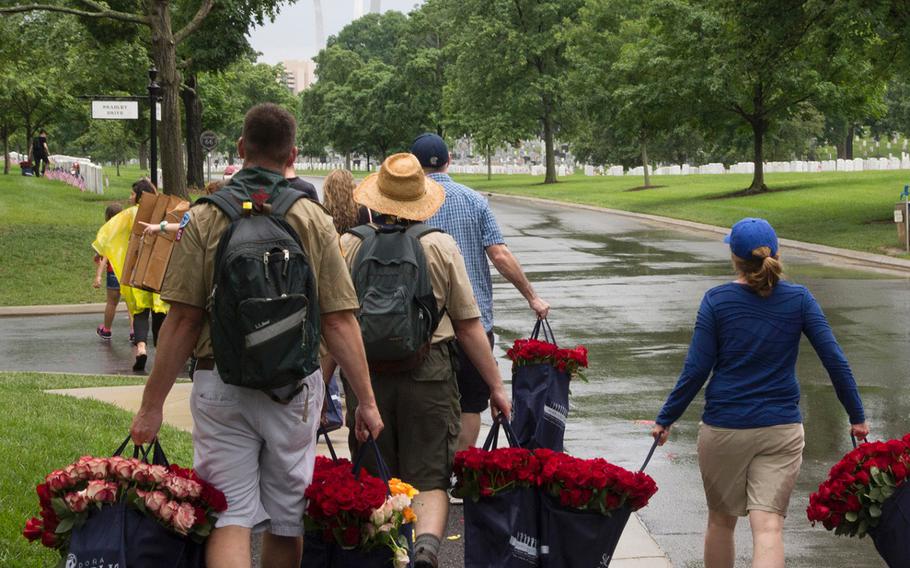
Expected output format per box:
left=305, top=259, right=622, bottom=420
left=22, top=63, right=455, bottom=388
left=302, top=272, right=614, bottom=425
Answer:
left=93, top=179, right=169, bottom=371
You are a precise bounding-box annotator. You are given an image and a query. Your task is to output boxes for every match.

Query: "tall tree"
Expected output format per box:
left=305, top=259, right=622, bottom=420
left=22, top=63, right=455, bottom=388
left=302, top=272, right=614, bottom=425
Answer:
left=653, top=0, right=879, bottom=193
left=1, top=0, right=217, bottom=198
left=445, top=0, right=583, bottom=183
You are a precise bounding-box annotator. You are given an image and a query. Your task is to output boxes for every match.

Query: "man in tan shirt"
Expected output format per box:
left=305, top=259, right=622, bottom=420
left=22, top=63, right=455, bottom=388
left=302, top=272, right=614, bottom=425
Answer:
left=130, top=104, right=383, bottom=568
left=340, top=153, right=511, bottom=568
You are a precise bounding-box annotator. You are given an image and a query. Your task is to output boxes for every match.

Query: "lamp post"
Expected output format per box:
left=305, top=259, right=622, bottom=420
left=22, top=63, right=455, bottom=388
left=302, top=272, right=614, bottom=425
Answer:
left=148, top=67, right=161, bottom=188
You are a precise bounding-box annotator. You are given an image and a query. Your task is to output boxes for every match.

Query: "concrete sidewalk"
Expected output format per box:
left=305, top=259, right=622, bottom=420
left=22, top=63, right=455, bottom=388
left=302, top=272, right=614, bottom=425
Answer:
left=47, top=383, right=673, bottom=567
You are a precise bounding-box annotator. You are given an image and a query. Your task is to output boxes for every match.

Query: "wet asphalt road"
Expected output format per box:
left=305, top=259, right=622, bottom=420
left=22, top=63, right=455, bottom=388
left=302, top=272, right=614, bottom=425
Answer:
left=4, top=179, right=909, bottom=567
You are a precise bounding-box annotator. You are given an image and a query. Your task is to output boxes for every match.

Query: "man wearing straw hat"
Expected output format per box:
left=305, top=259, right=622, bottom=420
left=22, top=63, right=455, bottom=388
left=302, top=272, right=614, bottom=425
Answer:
left=341, top=153, right=512, bottom=568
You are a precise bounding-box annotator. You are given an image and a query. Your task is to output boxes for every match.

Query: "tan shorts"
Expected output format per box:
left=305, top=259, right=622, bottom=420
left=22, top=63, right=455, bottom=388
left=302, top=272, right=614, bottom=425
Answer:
left=697, top=423, right=804, bottom=517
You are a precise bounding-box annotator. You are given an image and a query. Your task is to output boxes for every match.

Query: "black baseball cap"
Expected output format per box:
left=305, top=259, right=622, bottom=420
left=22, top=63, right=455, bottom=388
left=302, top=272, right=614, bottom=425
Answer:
left=410, top=133, right=449, bottom=168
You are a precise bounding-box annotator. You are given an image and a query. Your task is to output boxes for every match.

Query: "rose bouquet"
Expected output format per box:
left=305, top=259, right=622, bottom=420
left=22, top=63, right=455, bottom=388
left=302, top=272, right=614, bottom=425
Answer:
left=808, top=435, right=910, bottom=537
left=452, top=446, right=542, bottom=500
left=507, top=339, right=589, bottom=380
left=22, top=455, right=227, bottom=554
left=304, top=456, right=418, bottom=568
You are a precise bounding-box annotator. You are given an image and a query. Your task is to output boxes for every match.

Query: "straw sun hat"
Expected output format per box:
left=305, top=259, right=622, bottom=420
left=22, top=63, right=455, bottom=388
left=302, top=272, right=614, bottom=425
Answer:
left=353, top=153, right=445, bottom=221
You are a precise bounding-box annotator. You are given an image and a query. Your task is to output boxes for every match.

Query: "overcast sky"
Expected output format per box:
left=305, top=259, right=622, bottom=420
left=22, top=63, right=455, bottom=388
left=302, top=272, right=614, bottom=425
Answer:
left=249, top=0, right=426, bottom=64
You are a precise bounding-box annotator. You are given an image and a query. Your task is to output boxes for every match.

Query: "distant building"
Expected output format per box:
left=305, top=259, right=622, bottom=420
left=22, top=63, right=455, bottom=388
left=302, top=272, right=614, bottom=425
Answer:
left=279, top=59, right=317, bottom=95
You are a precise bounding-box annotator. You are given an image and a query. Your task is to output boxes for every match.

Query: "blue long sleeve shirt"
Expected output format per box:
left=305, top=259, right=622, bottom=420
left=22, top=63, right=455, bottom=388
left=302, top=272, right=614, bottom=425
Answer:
left=656, top=282, right=865, bottom=429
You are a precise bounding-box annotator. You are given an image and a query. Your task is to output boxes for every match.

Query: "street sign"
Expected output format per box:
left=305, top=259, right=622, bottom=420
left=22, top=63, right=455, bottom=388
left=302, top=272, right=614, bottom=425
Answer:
left=91, top=100, right=139, bottom=120
left=200, top=131, right=218, bottom=151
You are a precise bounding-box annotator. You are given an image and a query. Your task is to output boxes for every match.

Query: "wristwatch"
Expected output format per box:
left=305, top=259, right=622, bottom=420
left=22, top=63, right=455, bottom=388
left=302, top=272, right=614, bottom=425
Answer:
left=159, top=220, right=168, bottom=233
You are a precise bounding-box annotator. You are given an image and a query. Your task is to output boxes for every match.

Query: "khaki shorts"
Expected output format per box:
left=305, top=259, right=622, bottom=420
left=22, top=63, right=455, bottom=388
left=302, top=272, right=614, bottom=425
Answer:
left=697, top=423, right=805, bottom=517
left=344, top=343, right=461, bottom=491
left=191, top=368, right=324, bottom=536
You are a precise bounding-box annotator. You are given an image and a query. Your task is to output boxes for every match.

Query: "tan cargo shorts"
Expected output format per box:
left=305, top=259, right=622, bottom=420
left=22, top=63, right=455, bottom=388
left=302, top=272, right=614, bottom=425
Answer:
left=697, top=422, right=805, bottom=517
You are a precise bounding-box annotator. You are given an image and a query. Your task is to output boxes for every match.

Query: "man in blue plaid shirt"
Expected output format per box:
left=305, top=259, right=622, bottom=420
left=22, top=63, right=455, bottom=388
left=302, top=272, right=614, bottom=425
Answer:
left=411, top=133, right=550, bottom=453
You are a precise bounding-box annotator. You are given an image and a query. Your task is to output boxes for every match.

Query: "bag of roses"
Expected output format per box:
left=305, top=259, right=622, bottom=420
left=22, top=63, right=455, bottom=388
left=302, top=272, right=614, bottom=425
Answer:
left=508, top=319, right=587, bottom=452
left=454, top=416, right=542, bottom=567
left=22, top=437, right=227, bottom=567
left=807, top=434, right=910, bottom=567
left=303, top=436, right=416, bottom=568
left=535, top=443, right=659, bottom=568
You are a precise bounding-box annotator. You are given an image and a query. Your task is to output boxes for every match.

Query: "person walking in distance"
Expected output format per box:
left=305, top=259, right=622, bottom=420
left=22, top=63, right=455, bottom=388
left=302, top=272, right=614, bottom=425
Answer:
left=93, top=203, right=125, bottom=340
left=411, top=133, right=549, bottom=453
left=130, top=104, right=383, bottom=568
left=32, top=129, right=49, bottom=177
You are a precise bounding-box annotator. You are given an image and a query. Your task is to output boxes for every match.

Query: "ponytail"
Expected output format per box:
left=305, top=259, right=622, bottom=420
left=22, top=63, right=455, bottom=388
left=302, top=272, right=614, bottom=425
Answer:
left=733, top=246, right=783, bottom=298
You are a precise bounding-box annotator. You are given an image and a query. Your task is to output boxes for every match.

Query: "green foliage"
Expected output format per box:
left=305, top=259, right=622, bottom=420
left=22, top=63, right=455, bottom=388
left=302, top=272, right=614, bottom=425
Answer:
left=0, top=372, right=193, bottom=566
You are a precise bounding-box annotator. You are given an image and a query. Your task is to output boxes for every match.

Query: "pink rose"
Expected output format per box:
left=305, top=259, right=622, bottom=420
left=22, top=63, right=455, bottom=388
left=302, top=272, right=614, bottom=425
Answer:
left=144, top=491, right=169, bottom=513
left=131, top=463, right=152, bottom=484
left=173, top=503, right=196, bottom=535
left=159, top=500, right=180, bottom=522
left=109, top=457, right=135, bottom=481
left=86, top=458, right=110, bottom=480
left=148, top=465, right=169, bottom=484
left=64, top=491, right=89, bottom=513
left=46, top=470, right=73, bottom=492
left=164, top=476, right=189, bottom=499
left=85, top=480, right=118, bottom=503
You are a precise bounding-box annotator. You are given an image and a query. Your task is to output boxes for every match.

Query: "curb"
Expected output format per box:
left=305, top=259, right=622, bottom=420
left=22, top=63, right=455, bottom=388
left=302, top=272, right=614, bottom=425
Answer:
left=0, top=303, right=128, bottom=317
left=487, top=193, right=910, bottom=274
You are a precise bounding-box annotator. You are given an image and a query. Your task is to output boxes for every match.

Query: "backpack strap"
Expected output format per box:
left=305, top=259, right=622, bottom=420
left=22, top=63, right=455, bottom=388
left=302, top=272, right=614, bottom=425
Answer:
left=269, top=188, right=306, bottom=218
left=346, top=224, right=378, bottom=241
left=196, top=191, right=243, bottom=222
left=405, top=223, right=443, bottom=240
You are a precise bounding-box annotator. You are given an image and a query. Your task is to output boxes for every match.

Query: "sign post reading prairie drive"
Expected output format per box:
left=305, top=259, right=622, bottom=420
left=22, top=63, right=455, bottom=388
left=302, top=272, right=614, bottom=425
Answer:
left=91, top=101, right=139, bottom=120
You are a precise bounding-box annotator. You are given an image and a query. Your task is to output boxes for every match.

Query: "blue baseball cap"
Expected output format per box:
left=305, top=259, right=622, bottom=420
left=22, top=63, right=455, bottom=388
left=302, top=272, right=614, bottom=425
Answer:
left=410, top=133, right=449, bottom=168
left=724, top=218, right=778, bottom=259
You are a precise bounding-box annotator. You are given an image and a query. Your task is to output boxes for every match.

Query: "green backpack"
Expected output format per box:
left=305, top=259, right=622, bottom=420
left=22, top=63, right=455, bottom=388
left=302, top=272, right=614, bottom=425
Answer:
left=347, top=223, right=443, bottom=371
left=199, top=187, right=321, bottom=403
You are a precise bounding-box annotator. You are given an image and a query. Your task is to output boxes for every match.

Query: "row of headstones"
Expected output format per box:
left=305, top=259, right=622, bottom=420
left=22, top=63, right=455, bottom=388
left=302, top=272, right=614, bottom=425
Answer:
left=583, top=154, right=910, bottom=177
left=447, top=164, right=576, bottom=176
left=48, top=155, right=105, bottom=194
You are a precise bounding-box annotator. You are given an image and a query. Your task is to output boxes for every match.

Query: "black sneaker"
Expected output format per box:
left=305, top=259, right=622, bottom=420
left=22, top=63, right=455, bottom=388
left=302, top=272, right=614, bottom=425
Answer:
left=413, top=547, right=438, bottom=568
left=96, top=325, right=112, bottom=340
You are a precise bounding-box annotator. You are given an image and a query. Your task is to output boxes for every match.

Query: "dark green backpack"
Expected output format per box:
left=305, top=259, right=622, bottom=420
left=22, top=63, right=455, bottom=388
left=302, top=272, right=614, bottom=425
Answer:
left=347, top=223, right=443, bottom=371
left=199, top=188, right=320, bottom=403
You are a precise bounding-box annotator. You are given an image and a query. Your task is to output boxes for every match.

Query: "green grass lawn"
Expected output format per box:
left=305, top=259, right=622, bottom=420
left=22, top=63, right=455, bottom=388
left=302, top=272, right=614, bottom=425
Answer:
left=0, top=165, right=151, bottom=306
left=0, top=372, right=193, bottom=567
left=455, top=170, right=910, bottom=255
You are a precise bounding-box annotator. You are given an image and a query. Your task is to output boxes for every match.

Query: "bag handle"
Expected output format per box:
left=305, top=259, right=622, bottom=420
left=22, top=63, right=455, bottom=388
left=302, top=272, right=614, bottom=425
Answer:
left=318, top=427, right=338, bottom=462
left=481, top=414, right=520, bottom=451
left=639, top=438, right=659, bottom=473
left=114, top=435, right=170, bottom=466
left=352, top=436, right=393, bottom=494
left=530, top=318, right=557, bottom=345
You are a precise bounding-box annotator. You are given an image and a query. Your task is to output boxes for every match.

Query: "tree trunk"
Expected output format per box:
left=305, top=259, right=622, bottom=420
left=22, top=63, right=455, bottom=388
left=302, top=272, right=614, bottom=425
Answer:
left=24, top=121, right=32, bottom=162
left=835, top=140, right=846, bottom=160
left=116, top=160, right=121, bottom=176
left=486, top=148, right=492, bottom=181
left=139, top=139, right=149, bottom=171
left=182, top=74, right=204, bottom=189
left=641, top=138, right=651, bottom=188
left=149, top=0, right=187, bottom=198
left=345, top=152, right=351, bottom=170
left=2, top=124, right=9, bottom=174
left=846, top=125, right=855, bottom=160
left=542, top=111, right=557, bottom=184
left=747, top=119, right=768, bottom=193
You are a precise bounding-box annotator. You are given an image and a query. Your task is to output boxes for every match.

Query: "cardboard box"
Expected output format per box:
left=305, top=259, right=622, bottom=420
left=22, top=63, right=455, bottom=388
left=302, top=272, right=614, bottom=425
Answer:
left=125, top=194, right=190, bottom=292
left=121, top=194, right=160, bottom=288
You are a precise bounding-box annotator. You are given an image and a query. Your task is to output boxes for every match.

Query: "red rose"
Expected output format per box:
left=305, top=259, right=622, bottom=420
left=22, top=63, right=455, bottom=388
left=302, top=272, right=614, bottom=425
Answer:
left=854, top=470, right=870, bottom=486
left=892, top=463, right=909, bottom=481
left=40, top=530, right=58, bottom=548
left=22, top=517, right=43, bottom=542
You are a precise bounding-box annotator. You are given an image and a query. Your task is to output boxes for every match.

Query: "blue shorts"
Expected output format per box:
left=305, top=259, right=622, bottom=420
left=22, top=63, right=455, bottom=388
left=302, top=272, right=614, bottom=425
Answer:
left=106, top=271, right=119, bottom=290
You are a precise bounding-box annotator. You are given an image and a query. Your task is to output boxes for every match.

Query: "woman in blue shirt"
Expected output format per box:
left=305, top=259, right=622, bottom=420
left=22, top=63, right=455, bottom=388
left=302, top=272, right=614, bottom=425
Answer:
left=651, top=218, right=870, bottom=568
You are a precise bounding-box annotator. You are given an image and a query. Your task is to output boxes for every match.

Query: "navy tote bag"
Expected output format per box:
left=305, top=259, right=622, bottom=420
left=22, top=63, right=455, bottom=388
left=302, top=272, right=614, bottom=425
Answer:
left=68, top=437, right=205, bottom=568
left=539, top=439, right=658, bottom=568
left=464, top=416, right=540, bottom=568
left=871, top=481, right=910, bottom=567
left=511, top=319, right=570, bottom=452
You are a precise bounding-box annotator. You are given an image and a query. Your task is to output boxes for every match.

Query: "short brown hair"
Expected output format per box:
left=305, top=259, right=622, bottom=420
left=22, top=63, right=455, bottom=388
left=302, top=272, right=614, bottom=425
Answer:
left=242, top=103, right=297, bottom=166
left=131, top=178, right=157, bottom=203
left=104, top=202, right=123, bottom=221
